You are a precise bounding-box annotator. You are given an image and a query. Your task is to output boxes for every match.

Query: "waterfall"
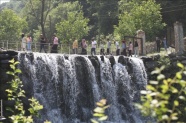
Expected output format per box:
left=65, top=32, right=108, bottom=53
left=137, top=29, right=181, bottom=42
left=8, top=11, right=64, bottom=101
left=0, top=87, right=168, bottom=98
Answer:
left=18, top=53, right=147, bottom=123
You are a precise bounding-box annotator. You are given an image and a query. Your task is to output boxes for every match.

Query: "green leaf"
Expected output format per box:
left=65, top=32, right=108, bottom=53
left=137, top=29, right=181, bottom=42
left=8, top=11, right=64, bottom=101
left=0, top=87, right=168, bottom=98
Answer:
left=176, top=72, right=182, bottom=79
left=9, top=59, right=15, bottom=63
left=177, top=63, right=184, bottom=69
left=147, top=85, right=156, bottom=91
left=90, top=119, right=99, bottom=123
left=157, top=74, right=165, bottom=80
left=151, top=69, right=160, bottom=75
left=93, top=113, right=104, bottom=117
left=179, top=96, right=185, bottom=100
left=94, top=107, right=104, bottom=113
left=149, top=80, right=158, bottom=85
left=98, top=116, right=108, bottom=121
left=15, top=69, right=22, bottom=73
left=174, top=100, right=179, bottom=106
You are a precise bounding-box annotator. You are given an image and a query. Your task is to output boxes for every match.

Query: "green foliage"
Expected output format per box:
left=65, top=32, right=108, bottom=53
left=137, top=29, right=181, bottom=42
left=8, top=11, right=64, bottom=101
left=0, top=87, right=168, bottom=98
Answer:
left=6, top=59, right=43, bottom=123
left=0, top=9, right=27, bottom=41
left=135, top=63, right=186, bottom=123
left=91, top=99, right=110, bottom=123
left=56, top=9, right=89, bottom=44
left=157, top=55, right=171, bottom=69
left=115, top=0, right=166, bottom=40
left=87, top=0, right=118, bottom=36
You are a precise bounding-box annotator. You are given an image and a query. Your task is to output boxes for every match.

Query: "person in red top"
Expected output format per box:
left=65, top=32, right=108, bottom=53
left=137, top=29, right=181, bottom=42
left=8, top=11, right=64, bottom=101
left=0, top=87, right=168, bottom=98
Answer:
left=51, top=34, right=58, bottom=53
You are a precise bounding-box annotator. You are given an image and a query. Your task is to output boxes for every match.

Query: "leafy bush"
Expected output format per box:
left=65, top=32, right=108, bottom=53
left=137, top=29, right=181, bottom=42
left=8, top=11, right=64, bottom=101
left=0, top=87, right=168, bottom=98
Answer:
left=136, top=63, right=186, bottom=123
left=6, top=59, right=43, bottom=123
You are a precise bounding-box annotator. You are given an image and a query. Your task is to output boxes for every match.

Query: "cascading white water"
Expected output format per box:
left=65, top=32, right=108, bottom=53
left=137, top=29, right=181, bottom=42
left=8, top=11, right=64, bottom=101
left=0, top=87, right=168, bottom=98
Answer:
left=18, top=53, right=147, bottom=123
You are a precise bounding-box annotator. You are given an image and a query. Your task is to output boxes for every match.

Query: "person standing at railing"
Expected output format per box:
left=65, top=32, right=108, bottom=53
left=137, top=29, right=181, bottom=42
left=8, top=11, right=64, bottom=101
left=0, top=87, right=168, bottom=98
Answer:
left=51, top=34, right=59, bottom=53
left=81, top=39, right=87, bottom=55
left=134, top=40, right=139, bottom=57
left=21, top=33, right=27, bottom=51
left=26, top=34, right=32, bottom=51
left=91, top=37, right=97, bottom=55
left=115, top=40, right=120, bottom=56
left=106, top=38, right=111, bottom=55
left=72, top=39, right=78, bottom=54
left=128, top=41, right=133, bottom=57
left=121, top=40, right=127, bottom=56
left=39, top=34, right=47, bottom=53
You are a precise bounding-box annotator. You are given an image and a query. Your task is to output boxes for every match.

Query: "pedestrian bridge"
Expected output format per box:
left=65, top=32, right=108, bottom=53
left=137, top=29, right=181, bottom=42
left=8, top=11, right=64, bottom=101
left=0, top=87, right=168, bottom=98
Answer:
left=0, top=41, right=119, bottom=55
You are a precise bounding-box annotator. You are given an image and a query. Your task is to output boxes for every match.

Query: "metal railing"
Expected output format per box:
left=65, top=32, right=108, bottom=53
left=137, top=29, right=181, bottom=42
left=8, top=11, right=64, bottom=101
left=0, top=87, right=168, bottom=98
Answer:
left=0, top=99, right=6, bottom=121
left=0, top=41, right=119, bottom=55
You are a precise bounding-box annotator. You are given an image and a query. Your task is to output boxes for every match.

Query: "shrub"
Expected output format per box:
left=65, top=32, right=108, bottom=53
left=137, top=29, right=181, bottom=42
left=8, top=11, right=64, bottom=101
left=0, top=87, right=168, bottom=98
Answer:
left=6, top=59, right=43, bottom=123
left=135, top=63, right=186, bottom=123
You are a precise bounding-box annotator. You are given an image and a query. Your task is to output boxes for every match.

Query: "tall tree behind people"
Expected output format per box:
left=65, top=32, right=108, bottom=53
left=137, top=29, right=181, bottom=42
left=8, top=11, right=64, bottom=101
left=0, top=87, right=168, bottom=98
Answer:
left=23, top=0, right=64, bottom=40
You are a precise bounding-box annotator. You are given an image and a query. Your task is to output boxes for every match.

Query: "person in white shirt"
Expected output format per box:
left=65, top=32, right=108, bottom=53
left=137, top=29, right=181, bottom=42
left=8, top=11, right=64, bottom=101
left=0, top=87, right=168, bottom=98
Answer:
left=91, top=38, right=97, bottom=55
left=115, top=41, right=120, bottom=56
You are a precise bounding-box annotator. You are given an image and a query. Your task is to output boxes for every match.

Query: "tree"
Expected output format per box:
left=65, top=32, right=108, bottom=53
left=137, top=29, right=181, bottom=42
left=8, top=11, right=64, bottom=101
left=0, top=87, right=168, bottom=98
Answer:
left=0, top=9, right=27, bottom=41
left=115, top=0, right=166, bottom=40
left=22, top=0, right=63, bottom=40
left=55, top=9, right=89, bottom=44
left=87, top=0, right=119, bottom=37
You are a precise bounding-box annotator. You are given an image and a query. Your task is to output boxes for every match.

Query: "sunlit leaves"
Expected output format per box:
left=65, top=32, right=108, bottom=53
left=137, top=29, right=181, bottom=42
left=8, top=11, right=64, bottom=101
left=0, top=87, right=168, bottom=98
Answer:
left=115, top=0, right=165, bottom=40
left=56, top=8, right=89, bottom=44
left=136, top=63, right=186, bottom=122
left=5, top=59, right=44, bottom=123
left=0, top=9, right=27, bottom=41
left=91, top=99, right=110, bottom=123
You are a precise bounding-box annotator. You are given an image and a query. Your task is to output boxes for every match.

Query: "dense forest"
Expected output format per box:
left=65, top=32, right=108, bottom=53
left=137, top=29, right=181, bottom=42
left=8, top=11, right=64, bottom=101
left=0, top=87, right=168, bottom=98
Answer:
left=0, top=0, right=185, bottom=44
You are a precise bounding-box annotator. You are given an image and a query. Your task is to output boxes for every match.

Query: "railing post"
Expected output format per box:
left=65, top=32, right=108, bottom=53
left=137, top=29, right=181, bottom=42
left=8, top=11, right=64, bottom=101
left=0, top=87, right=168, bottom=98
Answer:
left=0, top=99, right=6, bottom=121
left=61, top=44, right=62, bottom=53
left=34, top=42, right=36, bottom=52
left=48, top=43, right=51, bottom=53
left=16, top=42, right=18, bottom=51
left=69, top=45, right=70, bottom=54
left=2, top=42, right=4, bottom=49
left=6, top=41, right=8, bottom=50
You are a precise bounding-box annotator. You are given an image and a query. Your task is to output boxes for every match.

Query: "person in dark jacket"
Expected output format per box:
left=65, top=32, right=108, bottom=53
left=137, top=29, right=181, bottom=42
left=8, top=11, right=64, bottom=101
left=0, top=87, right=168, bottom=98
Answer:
left=39, top=34, right=47, bottom=53
left=156, top=37, right=161, bottom=53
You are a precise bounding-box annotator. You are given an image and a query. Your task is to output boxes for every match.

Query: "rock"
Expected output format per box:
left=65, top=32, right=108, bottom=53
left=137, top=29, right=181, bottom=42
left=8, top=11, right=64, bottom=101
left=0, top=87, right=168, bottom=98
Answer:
left=0, top=54, right=9, bottom=60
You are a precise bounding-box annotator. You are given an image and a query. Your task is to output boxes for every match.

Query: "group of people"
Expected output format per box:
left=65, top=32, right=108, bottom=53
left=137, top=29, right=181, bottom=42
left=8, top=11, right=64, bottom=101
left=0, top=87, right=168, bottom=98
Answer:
left=156, top=37, right=167, bottom=53
left=72, top=39, right=88, bottom=54
left=114, top=40, right=139, bottom=57
left=21, top=34, right=140, bottom=57
left=21, top=33, right=32, bottom=51
left=21, top=33, right=59, bottom=53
